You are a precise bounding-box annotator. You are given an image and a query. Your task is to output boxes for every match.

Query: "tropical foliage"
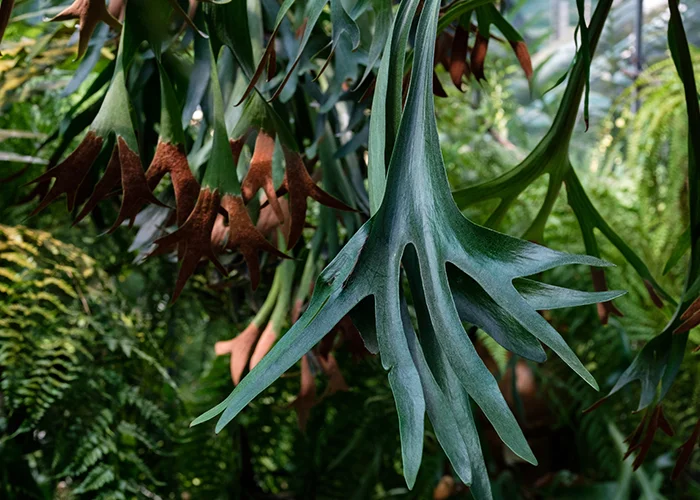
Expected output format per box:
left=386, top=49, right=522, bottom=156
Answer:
left=0, top=0, right=699, bottom=498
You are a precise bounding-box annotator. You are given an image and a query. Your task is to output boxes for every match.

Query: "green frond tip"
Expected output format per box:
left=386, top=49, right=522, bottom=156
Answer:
left=514, top=278, right=626, bottom=310
left=190, top=394, right=235, bottom=428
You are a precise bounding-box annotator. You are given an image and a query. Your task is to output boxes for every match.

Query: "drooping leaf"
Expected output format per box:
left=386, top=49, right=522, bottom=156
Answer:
left=450, top=0, right=670, bottom=312
left=61, top=23, right=111, bottom=97
left=479, top=5, right=533, bottom=83
left=270, top=0, right=328, bottom=101
left=354, top=0, right=392, bottom=90
left=49, top=0, right=121, bottom=60
left=193, top=0, right=621, bottom=490
left=236, top=0, right=296, bottom=104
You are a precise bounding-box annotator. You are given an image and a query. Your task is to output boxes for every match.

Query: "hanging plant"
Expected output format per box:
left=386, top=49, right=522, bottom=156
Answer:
left=192, top=0, right=623, bottom=492
left=29, top=3, right=162, bottom=229
left=5, top=0, right=700, bottom=495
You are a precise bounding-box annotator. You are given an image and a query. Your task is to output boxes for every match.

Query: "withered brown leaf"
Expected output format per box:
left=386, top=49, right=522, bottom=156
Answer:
left=154, top=187, right=227, bottom=302
left=241, top=132, right=284, bottom=223
left=30, top=131, right=104, bottom=216
left=221, top=194, right=288, bottom=290
left=215, top=323, right=262, bottom=385
left=280, top=151, right=355, bottom=249
left=50, top=0, right=121, bottom=59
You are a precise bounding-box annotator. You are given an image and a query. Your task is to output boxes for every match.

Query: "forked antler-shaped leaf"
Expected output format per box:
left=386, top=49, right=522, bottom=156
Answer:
left=138, top=20, right=202, bottom=233
left=33, top=0, right=207, bottom=231
left=230, top=90, right=355, bottom=249
left=74, top=110, right=190, bottom=233
left=588, top=0, right=700, bottom=413
left=154, top=32, right=289, bottom=298
left=450, top=0, right=672, bottom=318
left=192, top=0, right=621, bottom=492
left=469, top=5, right=533, bottom=84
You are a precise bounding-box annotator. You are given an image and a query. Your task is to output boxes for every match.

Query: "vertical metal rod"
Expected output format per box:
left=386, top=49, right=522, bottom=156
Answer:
left=551, top=0, right=561, bottom=40
left=559, top=0, right=570, bottom=41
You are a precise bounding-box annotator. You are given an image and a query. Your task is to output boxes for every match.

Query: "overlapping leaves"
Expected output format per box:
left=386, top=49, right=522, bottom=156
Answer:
left=9, top=0, right=698, bottom=492
left=450, top=0, right=673, bottom=326
left=192, top=0, right=623, bottom=494
left=585, top=0, right=700, bottom=478
left=23, top=0, right=354, bottom=300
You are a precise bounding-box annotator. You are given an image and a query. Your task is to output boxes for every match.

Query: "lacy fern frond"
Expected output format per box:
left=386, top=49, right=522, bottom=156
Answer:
left=0, top=225, right=177, bottom=498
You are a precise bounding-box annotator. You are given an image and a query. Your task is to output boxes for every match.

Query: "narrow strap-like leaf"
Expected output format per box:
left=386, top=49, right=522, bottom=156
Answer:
left=201, top=36, right=241, bottom=194
left=400, top=298, right=472, bottom=486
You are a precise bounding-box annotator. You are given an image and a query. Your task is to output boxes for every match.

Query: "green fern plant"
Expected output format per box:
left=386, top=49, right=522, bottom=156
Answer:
left=0, top=224, right=177, bottom=499
left=0, top=224, right=101, bottom=432
left=595, top=48, right=700, bottom=279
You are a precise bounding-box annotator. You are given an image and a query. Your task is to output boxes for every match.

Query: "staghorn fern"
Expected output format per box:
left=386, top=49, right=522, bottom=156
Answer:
left=1, top=0, right=698, bottom=496
left=193, top=0, right=624, bottom=496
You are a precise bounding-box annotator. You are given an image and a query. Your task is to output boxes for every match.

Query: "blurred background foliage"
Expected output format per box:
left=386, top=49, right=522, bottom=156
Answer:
left=1, top=0, right=699, bottom=498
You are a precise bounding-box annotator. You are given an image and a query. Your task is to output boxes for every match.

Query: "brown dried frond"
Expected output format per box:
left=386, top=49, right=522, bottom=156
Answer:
left=30, top=131, right=104, bottom=216
left=643, top=279, right=664, bottom=308
left=50, top=0, right=121, bottom=59
left=249, top=322, right=278, bottom=369
left=153, top=187, right=227, bottom=302
left=673, top=419, right=700, bottom=480
left=107, top=137, right=167, bottom=232
left=107, top=0, right=124, bottom=19
left=210, top=213, right=229, bottom=251
left=433, top=32, right=453, bottom=72
left=449, top=25, right=470, bottom=90
left=221, top=194, right=288, bottom=290
left=74, top=145, right=120, bottom=223
left=281, top=151, right=355, bottom=249
left=146, top=141, right=200, bottom=226
left=75, top=138, right=171, bottom=228
left=215, top=323, right=262, bottom=385
left=241, top=132, right=284, bottom=223
left=510, top=41, right=533, bottom=80
left=625, top=405, right=674, bottom=470
left=256, top=198, right=290, bottom=247
left=623, top=411, right=648, bottom=454
left=674, top=295, right=700, bottom=334
left=471, top=32, right=488, bottom=82
left=229, top=137, right=247, bottom=166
